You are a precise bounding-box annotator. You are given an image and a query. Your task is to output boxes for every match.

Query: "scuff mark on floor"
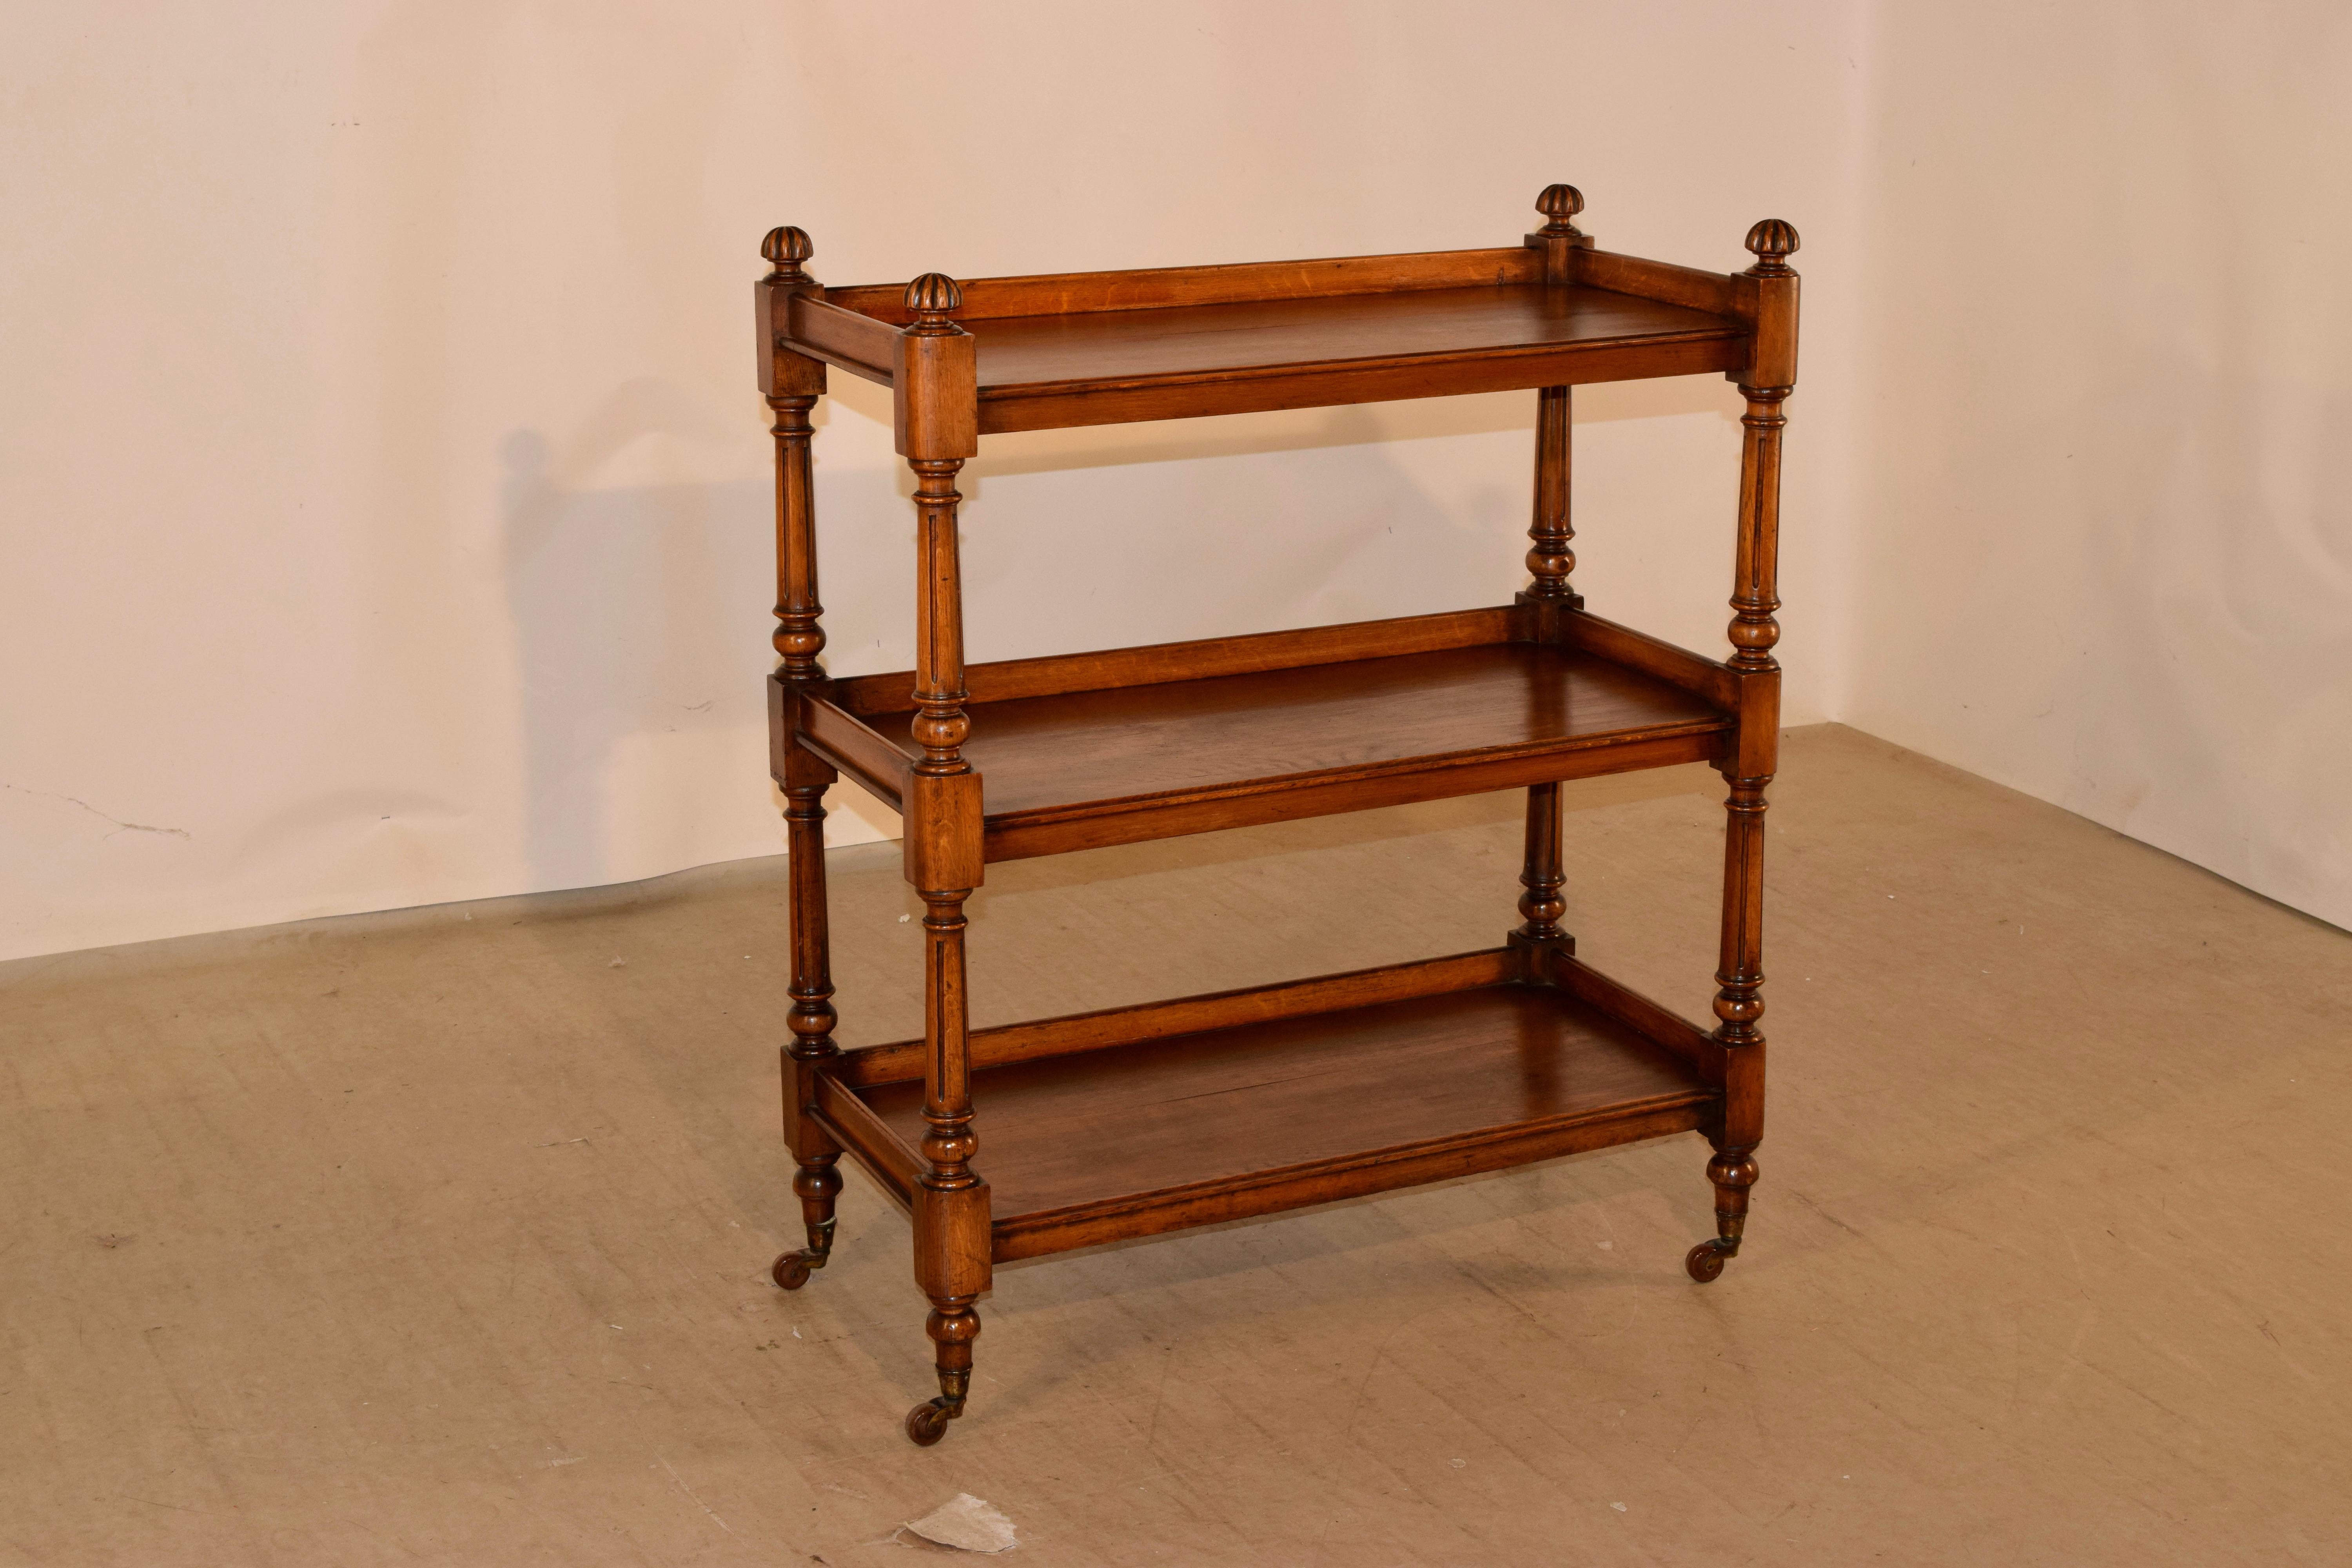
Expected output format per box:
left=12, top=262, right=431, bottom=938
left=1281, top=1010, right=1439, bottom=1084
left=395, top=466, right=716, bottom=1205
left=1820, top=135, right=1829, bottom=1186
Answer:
left=657, top=1456, right=732, bottom=1534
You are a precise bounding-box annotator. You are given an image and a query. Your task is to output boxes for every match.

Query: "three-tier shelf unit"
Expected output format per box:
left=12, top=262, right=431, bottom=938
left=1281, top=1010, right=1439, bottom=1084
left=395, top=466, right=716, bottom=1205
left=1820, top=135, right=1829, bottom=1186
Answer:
left=753, top=186, right=1798, bottom=1446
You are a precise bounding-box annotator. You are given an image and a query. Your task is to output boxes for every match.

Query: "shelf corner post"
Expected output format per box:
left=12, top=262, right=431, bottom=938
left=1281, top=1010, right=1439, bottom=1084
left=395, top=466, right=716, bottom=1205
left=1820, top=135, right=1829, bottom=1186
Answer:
left=894, top=272, right=991, bottom=1445
left=1692, top=218, right=1800, bottom=1285
left=1508, top=781, right=1573, bottom=971
left=761, top=224, right=829, bottom=680
left=758, top=225, right=848, bottom=1292
left=1518, top=181, right=1592, bottom=627
left=1508, top=185, right=1595, bottom=971
left=1524, top=181, right=1594, bottom=285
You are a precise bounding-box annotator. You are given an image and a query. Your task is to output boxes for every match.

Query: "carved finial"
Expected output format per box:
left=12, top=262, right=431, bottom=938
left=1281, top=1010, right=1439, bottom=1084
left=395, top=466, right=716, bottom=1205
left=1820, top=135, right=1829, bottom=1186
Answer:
left=762, top=225, right=813, bottom=283
left=1535, top=183, right=1585, bottom=238
left=904, top=272, right=962, bottom=334
left=1744, top=219, right=1799, bottom=275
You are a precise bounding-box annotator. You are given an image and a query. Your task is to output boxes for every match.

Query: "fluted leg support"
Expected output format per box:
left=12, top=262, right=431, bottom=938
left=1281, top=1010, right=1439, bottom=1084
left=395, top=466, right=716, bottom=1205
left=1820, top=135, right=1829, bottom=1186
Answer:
left=895, top=374, right=991, bottom=1443
left=1693, top=207, right=1797, bottom=1279
left=763, top=314, right=840, bottom=1291
left=907, top=882, right=985, bottom=1445
left=773, top=776, right=842, bottom=1290
left=1689, top=370, right=1790, bottom=1282
left=1690, top=769, right=1771, bottom=1281
left=770, top=394, right=824, bottom=678
left=1511, top=382, right=1580, bottom=967
left=906, top=778, right=984, bottom=1440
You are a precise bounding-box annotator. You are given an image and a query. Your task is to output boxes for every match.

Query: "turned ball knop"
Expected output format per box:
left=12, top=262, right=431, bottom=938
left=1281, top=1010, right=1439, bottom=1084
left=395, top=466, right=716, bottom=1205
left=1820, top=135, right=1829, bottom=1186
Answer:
left=1744, top=218, right=1799, bottom=274
left=762, top=225, right=814, bottom=281
left=1536, top=183, right=1585, bottom=237
left=904, top=271, right=962, bottom=332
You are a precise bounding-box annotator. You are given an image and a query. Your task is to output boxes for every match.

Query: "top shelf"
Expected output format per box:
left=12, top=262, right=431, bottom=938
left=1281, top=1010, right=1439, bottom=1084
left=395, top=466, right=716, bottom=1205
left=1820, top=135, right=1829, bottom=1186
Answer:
left=769, top=237, right=1777, bottom=434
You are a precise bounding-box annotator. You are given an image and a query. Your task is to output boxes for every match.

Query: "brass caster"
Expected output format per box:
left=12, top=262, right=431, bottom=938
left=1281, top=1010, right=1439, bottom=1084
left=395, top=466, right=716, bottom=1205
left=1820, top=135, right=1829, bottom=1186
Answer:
left=1685, top=1239, right=1737, bottom=1283
left=905, top=1398, right=955, bottom=1447
left=771, top=1251, right=816, bottom=1290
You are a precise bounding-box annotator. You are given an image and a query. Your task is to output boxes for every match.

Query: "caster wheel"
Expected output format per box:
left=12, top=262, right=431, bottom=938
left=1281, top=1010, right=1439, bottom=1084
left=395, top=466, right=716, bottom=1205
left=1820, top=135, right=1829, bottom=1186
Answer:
left=905, top=1399, right=953, bottom=1447
left=1685, top=1241, right=1729, bottom=1283
left=771, top=1252, right=812, bottom=1290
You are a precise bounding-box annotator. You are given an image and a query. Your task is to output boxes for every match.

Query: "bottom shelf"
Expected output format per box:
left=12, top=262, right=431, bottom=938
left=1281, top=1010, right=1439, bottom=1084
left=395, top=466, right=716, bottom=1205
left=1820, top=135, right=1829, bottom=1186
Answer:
left=817, top=948, right=1720, bottom=1261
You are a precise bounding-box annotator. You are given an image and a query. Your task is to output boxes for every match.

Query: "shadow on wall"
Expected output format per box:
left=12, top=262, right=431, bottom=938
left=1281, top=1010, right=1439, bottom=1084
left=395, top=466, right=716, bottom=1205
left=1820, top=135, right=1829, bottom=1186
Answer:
left=499, top=428, right=773, bottom=893
left=814, top=374, right=1539, bottom=667
left=494, top=374, right=1739, bottom=893
left=895, top=376, right=1738, bottom=668
left=952, top=403, right=1500, bottom=659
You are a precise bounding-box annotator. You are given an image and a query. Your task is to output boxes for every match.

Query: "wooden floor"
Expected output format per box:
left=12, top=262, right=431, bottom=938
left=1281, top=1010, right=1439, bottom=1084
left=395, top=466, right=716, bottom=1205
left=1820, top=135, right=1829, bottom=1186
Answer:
left=4, top=725, right=2347, bottom=1566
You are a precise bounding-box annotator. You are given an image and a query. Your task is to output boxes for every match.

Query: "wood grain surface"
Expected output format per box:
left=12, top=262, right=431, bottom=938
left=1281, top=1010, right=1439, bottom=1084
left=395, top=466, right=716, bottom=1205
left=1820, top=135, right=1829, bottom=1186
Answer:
left=751, top=198, right=1796, bottom=1440
left=822, top=247, right=1545, bottom=322
left=967, top=283, right=1736, bottom=390
left=855, top=981, right=1710, bottom=1229
left=909, top=642, right=1727, bottom=822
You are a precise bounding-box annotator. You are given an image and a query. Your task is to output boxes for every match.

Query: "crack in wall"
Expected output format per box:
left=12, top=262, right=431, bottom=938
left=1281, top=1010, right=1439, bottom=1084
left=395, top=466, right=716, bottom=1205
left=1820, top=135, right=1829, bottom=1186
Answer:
left=2, top=782, right=191, bottom=840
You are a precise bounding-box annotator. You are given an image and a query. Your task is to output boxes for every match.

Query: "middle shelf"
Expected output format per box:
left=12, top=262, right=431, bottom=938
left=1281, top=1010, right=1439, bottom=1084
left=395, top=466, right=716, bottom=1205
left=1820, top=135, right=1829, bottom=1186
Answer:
left=786, top=603, right=1736, bottom=861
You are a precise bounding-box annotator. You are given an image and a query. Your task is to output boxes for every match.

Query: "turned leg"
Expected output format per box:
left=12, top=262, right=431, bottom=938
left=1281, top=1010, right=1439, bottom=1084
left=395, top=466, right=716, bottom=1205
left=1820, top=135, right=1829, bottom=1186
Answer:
left=909, top=1302, right=980, bottom=1445
left=1510, top=371, right=1580, bottom=966
left=774, top=1161, right=840, bottom=1289
left=758, top=225, right=842, bottom=1292
left=1689, top=769, right=1769, bottom=1282
left=773, top=773, right=842, bottom=1290
left=1516, top=781, right=1568, bottom=946
left=1689, top=219, right=1794, bottom=1281
left=905, top=879, right=987, bottom=1445
left=909, top=1293, right=982, bottom=1447
left=890, top=296, right=991, bottom=1446
left=1688, top=1147, right=1760, bottom=1282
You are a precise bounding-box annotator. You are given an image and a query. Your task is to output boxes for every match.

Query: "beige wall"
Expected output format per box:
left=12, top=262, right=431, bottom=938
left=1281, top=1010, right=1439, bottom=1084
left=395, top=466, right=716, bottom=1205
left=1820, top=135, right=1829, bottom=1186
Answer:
left=4, top=1, right=2341, bottom=960
left=1828, top=4, right=2352, bottom=931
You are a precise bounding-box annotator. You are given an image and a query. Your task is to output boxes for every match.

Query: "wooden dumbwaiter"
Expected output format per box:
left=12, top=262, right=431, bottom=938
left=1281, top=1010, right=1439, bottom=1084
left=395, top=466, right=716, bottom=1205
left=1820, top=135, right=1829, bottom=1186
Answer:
left=753, top=188, right=1799, bottom=1443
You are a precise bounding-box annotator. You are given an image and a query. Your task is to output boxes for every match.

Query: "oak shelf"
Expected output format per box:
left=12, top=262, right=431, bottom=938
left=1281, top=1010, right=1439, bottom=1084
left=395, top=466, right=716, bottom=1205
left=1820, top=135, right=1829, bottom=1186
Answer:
left=831, top=948, right=1717, bottom=1264
left=786, top=605, right=1732, bottom=862
left=798, top=262, right=1749, bottom=431
left=751, top=186, right=1800, bottom=1446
